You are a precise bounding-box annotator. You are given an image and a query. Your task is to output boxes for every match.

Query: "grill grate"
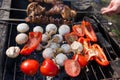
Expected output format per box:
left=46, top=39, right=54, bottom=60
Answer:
left=1, top=0, right=120, bottom=80
left=1, top=16, right=120, bottom=80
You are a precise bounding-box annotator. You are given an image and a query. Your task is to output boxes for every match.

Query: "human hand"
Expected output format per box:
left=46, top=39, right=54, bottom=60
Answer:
left=101, top=0, right=120, bottom=15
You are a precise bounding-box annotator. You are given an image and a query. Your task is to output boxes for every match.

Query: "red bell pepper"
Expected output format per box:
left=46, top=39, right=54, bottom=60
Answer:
left=20, top=32, right=42, bottom=55
left=82, top=20, right=97, bottom=42
left=64, top=32, right=78, bottom=44
left=78, top=37, right=91, bottom=53
left=72, top=24, right=84, bottom=37
left=92, top=44, right=109, bottom=66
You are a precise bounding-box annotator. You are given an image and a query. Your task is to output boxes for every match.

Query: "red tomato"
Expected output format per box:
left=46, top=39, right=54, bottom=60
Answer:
left=92, top=44, right=109, bottom=66
left=20, top=32, right=42, bottom=55
left=72, top=54, right=88, bottom=67
left=64, top=32, right=78, bottom=44
left=64, top=59, right=81, bottom=77
left=72, top=24, right=84, bottom=37
left=40, top=59, right=59, bottom=76
left=20, top=59, right=39, bottom=76
left=82, top=20, right=97, bottom=42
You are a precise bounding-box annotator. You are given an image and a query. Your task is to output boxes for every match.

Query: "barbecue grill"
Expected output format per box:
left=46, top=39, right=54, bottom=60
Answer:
left=0, top=0, right=120, bottom=80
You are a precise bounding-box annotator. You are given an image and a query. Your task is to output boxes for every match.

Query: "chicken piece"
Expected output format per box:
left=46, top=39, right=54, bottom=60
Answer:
left=25, top=15, right=72, bottom=25
left=26, top=2, right=45, bottom=18
left=28, top=0, right=62, bottom=5
left=46, top=4, right=77, bottom=19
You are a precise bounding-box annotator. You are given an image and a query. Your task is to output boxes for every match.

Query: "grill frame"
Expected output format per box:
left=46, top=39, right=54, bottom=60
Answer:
left=1, top=0, right=120, bottom=80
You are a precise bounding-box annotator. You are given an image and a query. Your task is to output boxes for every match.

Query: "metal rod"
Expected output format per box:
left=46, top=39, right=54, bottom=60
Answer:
left=0, top=18, right=25, bottom=22
left=0, top=8, right=26, bottom=12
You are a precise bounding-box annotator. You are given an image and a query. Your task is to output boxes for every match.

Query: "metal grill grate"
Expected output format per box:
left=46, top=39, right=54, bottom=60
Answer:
left=1, top=0, right=120, bottom=80
left=1, top=15, right=120, bottom=80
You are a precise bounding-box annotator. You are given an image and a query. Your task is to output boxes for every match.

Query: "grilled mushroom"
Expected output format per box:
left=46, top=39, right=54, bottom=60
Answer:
left=17, top=23, right=29, bottom=33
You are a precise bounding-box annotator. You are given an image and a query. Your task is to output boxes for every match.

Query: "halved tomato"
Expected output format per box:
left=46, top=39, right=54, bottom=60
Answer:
left=64, top=59, right=81, bottom=77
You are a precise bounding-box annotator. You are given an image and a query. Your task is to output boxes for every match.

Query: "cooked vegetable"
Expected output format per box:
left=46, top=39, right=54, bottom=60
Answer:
left=6, top=46, right=20, bottom=58
left=60, top=44, right=71, bottom=53
left=15, top=33, right=28, bottom=45
left=72, top=24, right=84, bottom=37
left=42, top=34, right=50, bottom=42
left=20, top=59, right=39, bottom=76
left=46, top=24, right=57, bottom=35
left=20, top=32, right=42, bottom=55
left=71, top=41, right=83, bottom=53
left=64, top=59, right=81, bottom=77
left=17, top=23, right=29, bottom=33
left=92, top=44, right=109, bottom=66
left=72, top=54, right=88, bottom=67
left=40, top=59, right=59, bottom=76
left=55, top=53, right=68, bottom=66
left=53, top=34, right=63, bottom=43
left=58, top=24, right=70, bottom=36
left=64, top=32, right=78, bottom=44
left=42, top=48, right=55, bottom=59
left=82, top=21, right=97, bottom=42
left=33, top=26, right=44, bottom=33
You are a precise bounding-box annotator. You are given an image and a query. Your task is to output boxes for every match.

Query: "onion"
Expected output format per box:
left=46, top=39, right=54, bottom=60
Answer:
left=15, top=33, right=28, bottom=45
left=55, top=53, right=68, bottom=66
left=17, top=23, right=29, bottom=33
left=6, top=46, right=20, bottom=58
left=42, top=48, right=55, bottom=59
left=58, top=24, right=70, bottom=36
left=33, top=26, right=43, bottom=33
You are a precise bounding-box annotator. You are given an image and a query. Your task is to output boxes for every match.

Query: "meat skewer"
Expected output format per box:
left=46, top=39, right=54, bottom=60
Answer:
left=46, top=4, right=77, bottom=19
left=25, top=15, right=72, bottom=25
left=28, top=0, right=62, bottom=5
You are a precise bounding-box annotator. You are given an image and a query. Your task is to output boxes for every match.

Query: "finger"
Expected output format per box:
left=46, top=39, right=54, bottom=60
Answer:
left=101, top=6, right=118, bottom=14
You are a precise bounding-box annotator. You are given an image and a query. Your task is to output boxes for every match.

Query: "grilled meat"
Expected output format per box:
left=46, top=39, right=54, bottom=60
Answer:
left=46, top=4, right=77, bottom=19
left=28, top=0, right=62, bottom=5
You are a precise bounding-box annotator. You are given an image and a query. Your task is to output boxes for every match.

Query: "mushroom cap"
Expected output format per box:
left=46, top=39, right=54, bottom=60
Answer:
left=61, top=44, right=71, bottom=53
left=46, top=24, right=57, bottom=35
left=55, top=53, right=68, bottom=66
left=53, top=34, right=63, bottom=43
left=71, top=41, right=83, bottom=52
left=42, top=34, right=49, bottom=42
left=58, top=24, right=70, bottom=36
left=6, top=46, right=20, bottom=58
left=33, top=26, right=44, bottom=33
left=15, top=33, right=28, bottom=45
left=17, top=23, right=29, bottom=33
left=42, top=48, right=54, bottom=59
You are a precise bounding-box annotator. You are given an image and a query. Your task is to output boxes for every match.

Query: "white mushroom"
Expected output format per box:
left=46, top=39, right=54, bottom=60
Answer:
left=42, top=34, right=50, bottom=42
left=49, top=42, right=60, bottom=50
left=55, top=53, right=68, bottom=66
left=58, top=24, right=70, bottom=36
left=17, top=23, right=29, bottom=33
left=71, top=41, right=83, bottom=53
left=52, top=34, right=63, bottom=43
left=42, top=48, right=55, bottom=59
left=6, top=46, right=20, bottom=58
left=61, top=44, right=71, bottom=53
left=33, top=26, right=44, bottom=33
left=15, top=33, right=28, bottom=45
left=36, top=44, right=43, bottom=51
left=46, top=24, right=57, bottom=35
